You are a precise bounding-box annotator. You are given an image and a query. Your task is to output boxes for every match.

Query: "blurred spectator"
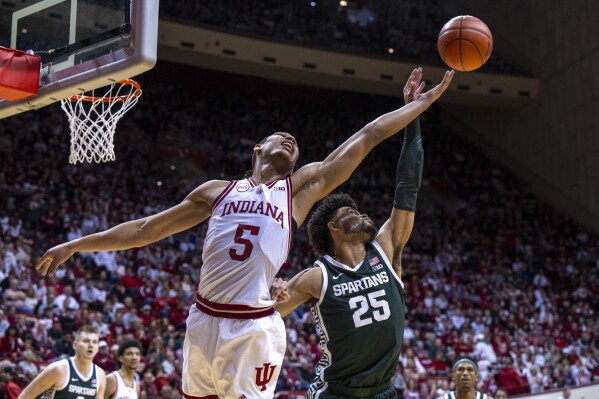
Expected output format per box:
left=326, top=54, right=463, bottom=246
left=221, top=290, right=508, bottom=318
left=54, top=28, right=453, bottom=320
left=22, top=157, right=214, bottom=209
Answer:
left=496, top=357, right=529, bottom=395
left=52, top=285, right=80, bottom=311
left=0, top=311, right=10, bottom=337
left=0, top=371, right=22, bottom=399
left=2, top=278, right=30, bottom=314
left=95, top=340, right=117, bottom=372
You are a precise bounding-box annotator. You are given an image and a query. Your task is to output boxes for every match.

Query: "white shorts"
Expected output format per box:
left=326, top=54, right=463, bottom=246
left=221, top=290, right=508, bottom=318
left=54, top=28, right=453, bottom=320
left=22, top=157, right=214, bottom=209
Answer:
left=182, top=304, right=286, bottom=399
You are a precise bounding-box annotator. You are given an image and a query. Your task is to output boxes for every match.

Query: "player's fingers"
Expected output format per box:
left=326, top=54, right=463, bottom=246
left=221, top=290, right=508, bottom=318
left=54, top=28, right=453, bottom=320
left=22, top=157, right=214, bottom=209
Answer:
left=34, top=255, right=49, bottom=270
left=47, top=260, right=60, bottom=277
left=443, top=70, right=455, bottom=85
left=36, top=257, right=52, bottom=275
left=270, top=278, right=286, bottom=299
left=415, top=81, right=426, bottom=97
left=433, top=70, right=455, bottom=95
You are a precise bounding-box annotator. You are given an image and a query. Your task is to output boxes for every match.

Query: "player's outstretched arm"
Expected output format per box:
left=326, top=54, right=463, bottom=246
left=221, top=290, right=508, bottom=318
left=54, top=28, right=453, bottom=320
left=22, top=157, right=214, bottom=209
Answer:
left=375, top=72, right=428, bottom=278
left=274, top=268, right=323, bottom=317
left=35, top=179, right=228, bottom=276
left=291, top=68, right=453, bottom=225
left=18, top=361, right=63, bottom=399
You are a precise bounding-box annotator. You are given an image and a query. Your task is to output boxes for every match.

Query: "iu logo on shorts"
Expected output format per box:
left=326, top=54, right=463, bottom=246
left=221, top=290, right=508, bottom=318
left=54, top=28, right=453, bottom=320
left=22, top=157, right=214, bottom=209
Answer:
left=255, top=363, right=277, bottom=391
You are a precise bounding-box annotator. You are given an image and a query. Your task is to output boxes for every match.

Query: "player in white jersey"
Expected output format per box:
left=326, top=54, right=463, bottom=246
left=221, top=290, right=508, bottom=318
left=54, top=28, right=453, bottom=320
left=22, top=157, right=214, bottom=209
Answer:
left=35, top=68, right=454, bottom=399
left=436, top=357, right=494, bottom=399
left=104, top=340, right=141, bottom=399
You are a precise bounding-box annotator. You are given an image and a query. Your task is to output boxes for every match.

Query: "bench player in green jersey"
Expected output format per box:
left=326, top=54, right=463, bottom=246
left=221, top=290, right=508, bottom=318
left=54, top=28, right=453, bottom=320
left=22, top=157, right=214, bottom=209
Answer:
left=437, top=357, right=494, bottom=399
left=275, top=69, right=429, bottom=399
left=18, top=325, right=106, bottom=399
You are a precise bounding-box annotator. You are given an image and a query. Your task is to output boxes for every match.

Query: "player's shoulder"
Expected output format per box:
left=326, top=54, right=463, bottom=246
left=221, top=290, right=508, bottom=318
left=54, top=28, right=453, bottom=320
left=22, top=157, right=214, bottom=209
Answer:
left=200, top=179, right=232, bottom=190
left=187, top=179, right=232, bottom=202
left=39, top=358, right=68, bottom=378
left=290, top=162, right=320, bottom=188
left=95, top=365, right=107, bottom=378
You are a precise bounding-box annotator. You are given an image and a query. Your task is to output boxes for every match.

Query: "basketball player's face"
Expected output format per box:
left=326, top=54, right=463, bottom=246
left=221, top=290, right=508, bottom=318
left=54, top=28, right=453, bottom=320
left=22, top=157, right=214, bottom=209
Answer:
left=333, top=207, right=377, bottom=240
left=119, top=347, right=141, bottom=371
left=74, top=333, right=99, bottom=360
left=452, top=362, right=479, bottom=390
left=260, top=133, right=299, bottom=166
left=495, top=390, right=508, bottom=399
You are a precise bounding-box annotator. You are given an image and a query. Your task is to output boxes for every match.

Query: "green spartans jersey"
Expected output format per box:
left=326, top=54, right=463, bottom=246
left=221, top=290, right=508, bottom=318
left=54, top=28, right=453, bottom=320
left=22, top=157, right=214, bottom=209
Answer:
left=308, top=241, right=405, bottom=398
left=38, top=357, right=99, bottom=399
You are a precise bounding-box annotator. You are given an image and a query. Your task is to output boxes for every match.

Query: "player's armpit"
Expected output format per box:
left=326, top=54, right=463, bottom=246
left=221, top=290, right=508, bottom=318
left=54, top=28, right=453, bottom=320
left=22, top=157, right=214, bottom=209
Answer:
left=375, top=209, right=415, bottom=277
left=274, top=267, right=323, bottom=317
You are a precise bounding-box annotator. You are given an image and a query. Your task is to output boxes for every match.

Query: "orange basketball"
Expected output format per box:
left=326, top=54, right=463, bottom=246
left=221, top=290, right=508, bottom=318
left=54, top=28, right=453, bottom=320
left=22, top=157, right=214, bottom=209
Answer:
left=437, top=15, right=493, bottom=72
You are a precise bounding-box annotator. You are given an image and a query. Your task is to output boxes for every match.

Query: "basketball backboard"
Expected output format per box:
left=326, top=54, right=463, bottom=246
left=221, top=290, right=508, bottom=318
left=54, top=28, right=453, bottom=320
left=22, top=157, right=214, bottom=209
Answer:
left=0, top=0, right=158, bottom=119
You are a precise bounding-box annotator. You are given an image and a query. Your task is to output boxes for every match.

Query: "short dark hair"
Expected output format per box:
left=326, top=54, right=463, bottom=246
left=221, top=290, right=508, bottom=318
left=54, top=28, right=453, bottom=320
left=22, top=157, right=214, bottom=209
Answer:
left=307, top=193, right=358, bottom=256
left=118, top=339, right=143, bottom=357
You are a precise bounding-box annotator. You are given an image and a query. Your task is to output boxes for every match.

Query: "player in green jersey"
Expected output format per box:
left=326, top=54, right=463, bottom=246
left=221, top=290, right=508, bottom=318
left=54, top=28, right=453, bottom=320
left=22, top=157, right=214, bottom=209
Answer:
left=437, top=357, right=494, bottom=399
left=18, top=325, right=106, bottom=399
left=275, top=69, right=428, bottom=399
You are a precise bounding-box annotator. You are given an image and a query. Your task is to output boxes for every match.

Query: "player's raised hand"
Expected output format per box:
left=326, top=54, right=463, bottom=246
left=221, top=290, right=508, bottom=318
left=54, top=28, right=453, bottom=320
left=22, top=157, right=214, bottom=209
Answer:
left=403, top=67, right=426, bottom=105
left=417, top=69, right=454, bottom=104
left=35, top=243, right=74, bottom=276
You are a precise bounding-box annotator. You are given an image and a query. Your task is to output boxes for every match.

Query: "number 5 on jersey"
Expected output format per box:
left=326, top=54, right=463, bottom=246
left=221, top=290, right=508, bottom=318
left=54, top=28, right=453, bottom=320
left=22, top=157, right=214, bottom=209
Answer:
left=229, top=224, right=260, bottom=261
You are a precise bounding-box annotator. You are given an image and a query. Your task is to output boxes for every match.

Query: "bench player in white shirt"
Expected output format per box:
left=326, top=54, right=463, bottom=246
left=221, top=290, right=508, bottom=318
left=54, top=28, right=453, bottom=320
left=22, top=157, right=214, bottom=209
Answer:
left=104, top=339, right=142, bottom=399
left=36, top=68, right=454, bottom=399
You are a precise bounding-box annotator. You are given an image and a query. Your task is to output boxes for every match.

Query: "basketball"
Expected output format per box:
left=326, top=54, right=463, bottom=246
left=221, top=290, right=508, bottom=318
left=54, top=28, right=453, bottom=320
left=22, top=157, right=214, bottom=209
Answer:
left=437, top=15, right=493, bottom=72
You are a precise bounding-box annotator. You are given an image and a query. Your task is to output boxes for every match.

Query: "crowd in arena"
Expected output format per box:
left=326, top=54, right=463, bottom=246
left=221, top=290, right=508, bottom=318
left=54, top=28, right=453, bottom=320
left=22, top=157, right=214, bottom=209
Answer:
left=159, top=0, right=524, bottom=75
left=0, top=67, right=597, bottom=399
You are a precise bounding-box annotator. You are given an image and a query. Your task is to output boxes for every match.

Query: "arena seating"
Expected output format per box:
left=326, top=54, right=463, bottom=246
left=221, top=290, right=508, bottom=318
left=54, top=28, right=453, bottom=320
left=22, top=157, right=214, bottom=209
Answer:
left=0, top=66, right=596, bottom=398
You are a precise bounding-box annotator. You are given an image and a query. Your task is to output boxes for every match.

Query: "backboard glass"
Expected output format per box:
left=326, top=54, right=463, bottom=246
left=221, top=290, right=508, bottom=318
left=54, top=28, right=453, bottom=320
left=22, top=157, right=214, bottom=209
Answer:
left=0, top=0, right=158, bottom=119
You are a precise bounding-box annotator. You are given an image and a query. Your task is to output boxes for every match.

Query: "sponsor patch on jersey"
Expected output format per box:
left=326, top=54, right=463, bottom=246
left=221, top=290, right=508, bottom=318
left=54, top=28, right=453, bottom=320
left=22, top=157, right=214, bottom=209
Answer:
left=273, top=186, right=286, bottom=191
left=237, top=182, right=250, bottom=192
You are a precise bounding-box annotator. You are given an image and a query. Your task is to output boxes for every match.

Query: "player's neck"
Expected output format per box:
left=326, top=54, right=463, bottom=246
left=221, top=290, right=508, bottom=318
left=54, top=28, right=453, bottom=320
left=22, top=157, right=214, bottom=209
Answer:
left=455, top=389, right=477, bottom=399
left=119, top=368, right=136, bottom=383
left=73, top=355, right=93, bottom=375
left=252, top=163, right=288, bottom=184
left=333, top=241, right=367, bottom=268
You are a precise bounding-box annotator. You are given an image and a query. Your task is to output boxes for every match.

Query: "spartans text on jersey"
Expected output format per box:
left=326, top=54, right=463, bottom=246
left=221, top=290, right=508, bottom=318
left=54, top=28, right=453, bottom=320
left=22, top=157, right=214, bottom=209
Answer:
left=68, top=385, right=97, bottom=396
left=332, top=271, right=389, bottom=296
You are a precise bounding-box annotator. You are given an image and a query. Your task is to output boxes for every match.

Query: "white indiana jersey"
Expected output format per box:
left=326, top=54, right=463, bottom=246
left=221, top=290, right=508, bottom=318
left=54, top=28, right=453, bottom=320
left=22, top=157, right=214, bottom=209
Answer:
left=111, top=371, right=138, bottom=399
left=199, top=177, right=293, bottom=307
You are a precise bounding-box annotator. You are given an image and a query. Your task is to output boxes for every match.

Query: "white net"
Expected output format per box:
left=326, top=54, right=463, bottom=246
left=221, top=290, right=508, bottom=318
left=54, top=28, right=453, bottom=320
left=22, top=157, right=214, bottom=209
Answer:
left=60, top=79, right=141, bottom=164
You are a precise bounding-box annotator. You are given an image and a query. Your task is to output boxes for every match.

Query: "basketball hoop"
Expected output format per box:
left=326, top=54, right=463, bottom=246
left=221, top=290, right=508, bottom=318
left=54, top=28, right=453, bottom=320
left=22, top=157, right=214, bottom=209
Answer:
left=60, top=79, right=142, bottom=164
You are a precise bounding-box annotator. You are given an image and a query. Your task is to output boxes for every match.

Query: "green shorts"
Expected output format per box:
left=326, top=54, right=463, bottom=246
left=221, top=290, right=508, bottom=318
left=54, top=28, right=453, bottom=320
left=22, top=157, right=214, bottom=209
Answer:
left=312, top=386, right=398, bottom=399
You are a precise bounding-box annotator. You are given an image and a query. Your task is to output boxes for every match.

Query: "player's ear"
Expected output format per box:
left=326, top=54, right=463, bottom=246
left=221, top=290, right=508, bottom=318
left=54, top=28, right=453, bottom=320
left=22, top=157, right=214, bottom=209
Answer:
left=327, top=220, right=340, bottom=232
